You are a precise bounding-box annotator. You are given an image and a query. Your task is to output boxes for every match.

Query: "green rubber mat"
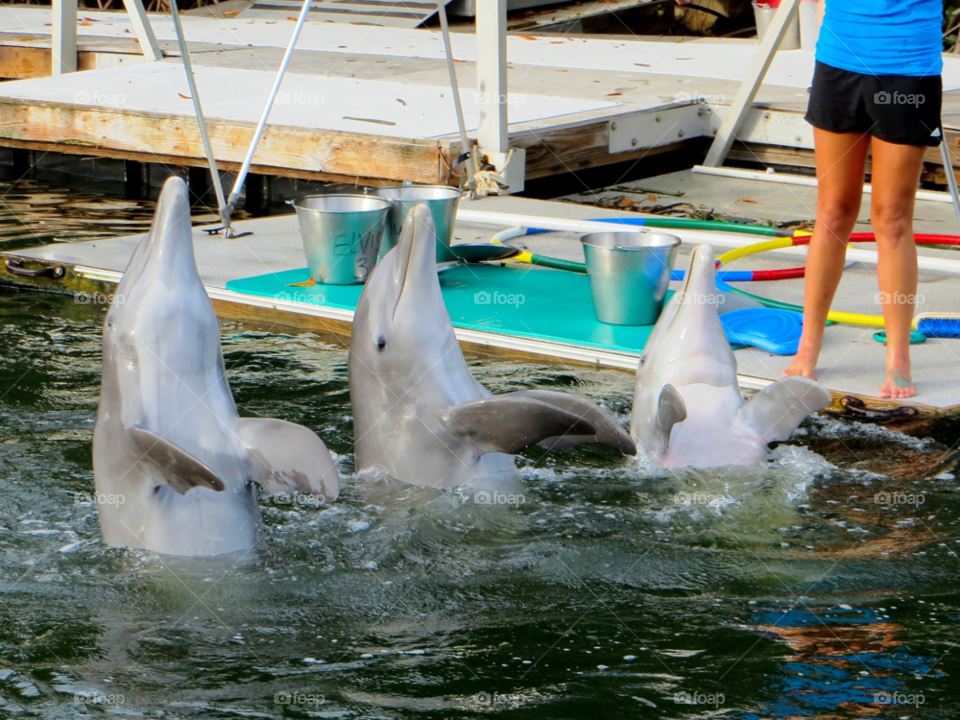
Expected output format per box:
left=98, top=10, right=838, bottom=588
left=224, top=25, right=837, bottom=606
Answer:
left=226, top=265, right=663, bottom=355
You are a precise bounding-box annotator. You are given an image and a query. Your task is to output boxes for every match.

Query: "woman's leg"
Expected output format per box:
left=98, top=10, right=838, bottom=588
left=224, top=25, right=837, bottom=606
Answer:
left=869, top=137, right=925, bottom=399
left=784, top=128, right=871, bottom=379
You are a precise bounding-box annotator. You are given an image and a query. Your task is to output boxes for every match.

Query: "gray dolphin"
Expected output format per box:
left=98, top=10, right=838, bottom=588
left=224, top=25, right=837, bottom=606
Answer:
left=92, top=177, right=339, bottom=556
left=348, top=204, right=636, bottom=490
left=632, top=244, right=831, bottom=468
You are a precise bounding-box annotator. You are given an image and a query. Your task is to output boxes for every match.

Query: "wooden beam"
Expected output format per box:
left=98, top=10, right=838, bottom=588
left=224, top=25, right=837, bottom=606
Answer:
left=0, top=100, right=447, bottom=184
left=121, top=0, right=163, bottom=62
left=703, top=0, right=800, bottom=167
left=475, top=0, right=508, bottom=154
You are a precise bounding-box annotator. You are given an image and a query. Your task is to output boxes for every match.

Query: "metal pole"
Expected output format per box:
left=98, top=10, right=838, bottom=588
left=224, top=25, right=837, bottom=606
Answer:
left=220, top=0, right=314, bottom=236
left=940, top=138, right=960, bottom=229
left=436, top=0, right=476, bottom=190
left=169, top=0, right=227, bottom=214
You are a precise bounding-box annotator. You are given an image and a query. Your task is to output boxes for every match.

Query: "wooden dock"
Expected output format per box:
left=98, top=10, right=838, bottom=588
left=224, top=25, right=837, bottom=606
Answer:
left=2, top=188, right=959, bottom=430
left=0, top=7, right=959, bottom=187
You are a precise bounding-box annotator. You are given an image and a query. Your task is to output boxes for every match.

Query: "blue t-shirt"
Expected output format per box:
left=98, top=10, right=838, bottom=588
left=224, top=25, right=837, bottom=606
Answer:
left=816, top=0, right=943, bottom=77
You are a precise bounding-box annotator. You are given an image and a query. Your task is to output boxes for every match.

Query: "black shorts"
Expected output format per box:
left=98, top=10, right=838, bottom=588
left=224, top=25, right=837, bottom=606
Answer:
left=805, top=61, right=943, bottom=147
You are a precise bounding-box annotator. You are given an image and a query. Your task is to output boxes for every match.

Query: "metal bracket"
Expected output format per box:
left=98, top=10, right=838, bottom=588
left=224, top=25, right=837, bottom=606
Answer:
left=608, top=104, right=709, bottom=155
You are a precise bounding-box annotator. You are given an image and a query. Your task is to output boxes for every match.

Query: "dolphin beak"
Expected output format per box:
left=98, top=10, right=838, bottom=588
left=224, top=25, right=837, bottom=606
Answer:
left=391, top=203, right=438, bottom=320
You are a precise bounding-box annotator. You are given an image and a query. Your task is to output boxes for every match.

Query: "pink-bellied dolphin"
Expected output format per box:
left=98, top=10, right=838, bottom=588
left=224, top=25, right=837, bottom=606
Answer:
left=632, top=244, right=831, bottom=469
left=348, top=204, right=636, bottom=490
left=92, top=177, right=339, bottom=556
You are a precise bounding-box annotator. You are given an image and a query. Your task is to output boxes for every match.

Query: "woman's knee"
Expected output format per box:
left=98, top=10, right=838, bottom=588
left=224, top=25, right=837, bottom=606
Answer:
left=816, top=196, right=861, bottom=237
left=871, top=199, right=914, bottom=243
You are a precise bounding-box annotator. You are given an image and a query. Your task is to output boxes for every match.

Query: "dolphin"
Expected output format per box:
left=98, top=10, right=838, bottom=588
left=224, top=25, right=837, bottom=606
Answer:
left=632, top=244, right=831, bottom=469
left=92, top=177, right=339, bottom=556
left=348, top=204, right=636, bottom=490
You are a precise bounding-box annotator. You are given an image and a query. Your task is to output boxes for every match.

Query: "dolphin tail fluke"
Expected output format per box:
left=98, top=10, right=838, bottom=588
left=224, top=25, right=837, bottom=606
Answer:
left=737, top=376, right=832, bottom=444
left=508, top=389, right=637, bottom=455
left=234, top=418, right=340, bottom=502
left=441, top=395, right=599, bottom=455
left=654, top=384, right=687, bottom=450
left=129, top=427, right=226, bottom=495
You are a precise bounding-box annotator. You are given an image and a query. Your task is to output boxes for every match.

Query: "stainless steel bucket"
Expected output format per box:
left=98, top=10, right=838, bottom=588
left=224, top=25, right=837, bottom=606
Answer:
left=580, top=231, right=681, bottom=326
left=293, top=194, right=391, bottom=285
left=374, top=185, right=461, bottom=261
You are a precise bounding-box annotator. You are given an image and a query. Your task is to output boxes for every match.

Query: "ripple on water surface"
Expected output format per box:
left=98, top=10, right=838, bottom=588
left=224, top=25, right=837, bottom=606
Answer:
left=0, top=189, right=959, bottom=717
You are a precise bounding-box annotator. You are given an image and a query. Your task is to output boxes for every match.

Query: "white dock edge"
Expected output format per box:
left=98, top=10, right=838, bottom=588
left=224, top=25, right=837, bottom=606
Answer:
left=70, top=265, right=771, bottom=390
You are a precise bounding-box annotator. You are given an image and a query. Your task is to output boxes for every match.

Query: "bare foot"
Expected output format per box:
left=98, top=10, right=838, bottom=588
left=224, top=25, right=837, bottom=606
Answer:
left=783, top=347, right=818, bottom=380
left=879, top=368, right=916, bottom=399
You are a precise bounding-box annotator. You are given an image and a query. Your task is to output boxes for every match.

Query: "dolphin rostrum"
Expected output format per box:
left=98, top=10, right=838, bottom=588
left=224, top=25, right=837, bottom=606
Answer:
left=348, top=204, right=636, bottom=490
left=632, top=244, right=831, bottom=469
left=92, top=177, right=339, bottom=556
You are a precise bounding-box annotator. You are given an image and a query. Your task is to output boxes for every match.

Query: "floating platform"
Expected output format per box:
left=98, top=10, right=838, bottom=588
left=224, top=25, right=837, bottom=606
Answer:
left=1, top=7, right=960, bottom=186
left=3, top=182, right=960, bottom=427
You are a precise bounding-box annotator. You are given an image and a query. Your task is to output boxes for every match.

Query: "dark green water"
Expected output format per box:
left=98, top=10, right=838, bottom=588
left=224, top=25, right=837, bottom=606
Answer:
left=1, top=179, right=960, bottom=719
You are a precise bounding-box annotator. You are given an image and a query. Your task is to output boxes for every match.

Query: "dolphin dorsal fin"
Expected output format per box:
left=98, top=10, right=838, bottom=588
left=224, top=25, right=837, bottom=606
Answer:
left=441, top=395, right=597, bottom=455
left=737, top=376, right=832, bottom=444
left=233, top=418, right=340, bottom=501
left=129, top=427, right=225, bottom=495
left=654, top=384, right=687, bottom=449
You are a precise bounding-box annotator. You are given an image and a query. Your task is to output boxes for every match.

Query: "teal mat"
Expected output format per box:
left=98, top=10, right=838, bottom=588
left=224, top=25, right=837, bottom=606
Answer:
left=225, top=265, right=662, bottom=355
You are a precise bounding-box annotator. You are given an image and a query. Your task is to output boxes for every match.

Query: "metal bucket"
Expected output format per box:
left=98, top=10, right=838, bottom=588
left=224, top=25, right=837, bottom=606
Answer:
left=580, top=231, right=681, bottom=326
left=374, top=185, right=461, bottom=261
left=293, top=194, right=391, bottom=285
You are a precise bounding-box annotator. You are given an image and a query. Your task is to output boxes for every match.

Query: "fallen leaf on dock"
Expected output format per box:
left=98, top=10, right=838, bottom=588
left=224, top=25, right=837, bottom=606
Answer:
left=605, top=92, right=622, bottom=97
left=396, top=99, right=406, bottom=106
left=647, top=194, right=657, bottom=202
left=618, top=198, right=634, bottom=207
left=178, top=93, right=192, bottom=100
left=79, top=22, right=91, bottom=26
left=739, top=198, right=759, bottom=204
left=223, top=9, right=239, bottom=15
left=518, top=34, right=537, bottom=40
left=287, top=16, right=297, bottom=20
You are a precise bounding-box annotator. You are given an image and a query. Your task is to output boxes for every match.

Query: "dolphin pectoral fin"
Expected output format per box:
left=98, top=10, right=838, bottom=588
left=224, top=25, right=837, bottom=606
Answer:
left=442, top=396, right=598, bottom=455
left=654, top=384, right=687, bottom=449
left=737, top=376, right=832, bottom=444
left=129, top=427, right=225, bottom=495
left=234, top=418, right=340, bottom=502
left=509, top=390, right=637, bottom=455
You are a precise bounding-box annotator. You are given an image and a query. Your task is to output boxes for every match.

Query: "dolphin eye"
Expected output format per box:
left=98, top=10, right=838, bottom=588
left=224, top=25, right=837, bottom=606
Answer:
left=376, top=336, right=387, bottom=352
